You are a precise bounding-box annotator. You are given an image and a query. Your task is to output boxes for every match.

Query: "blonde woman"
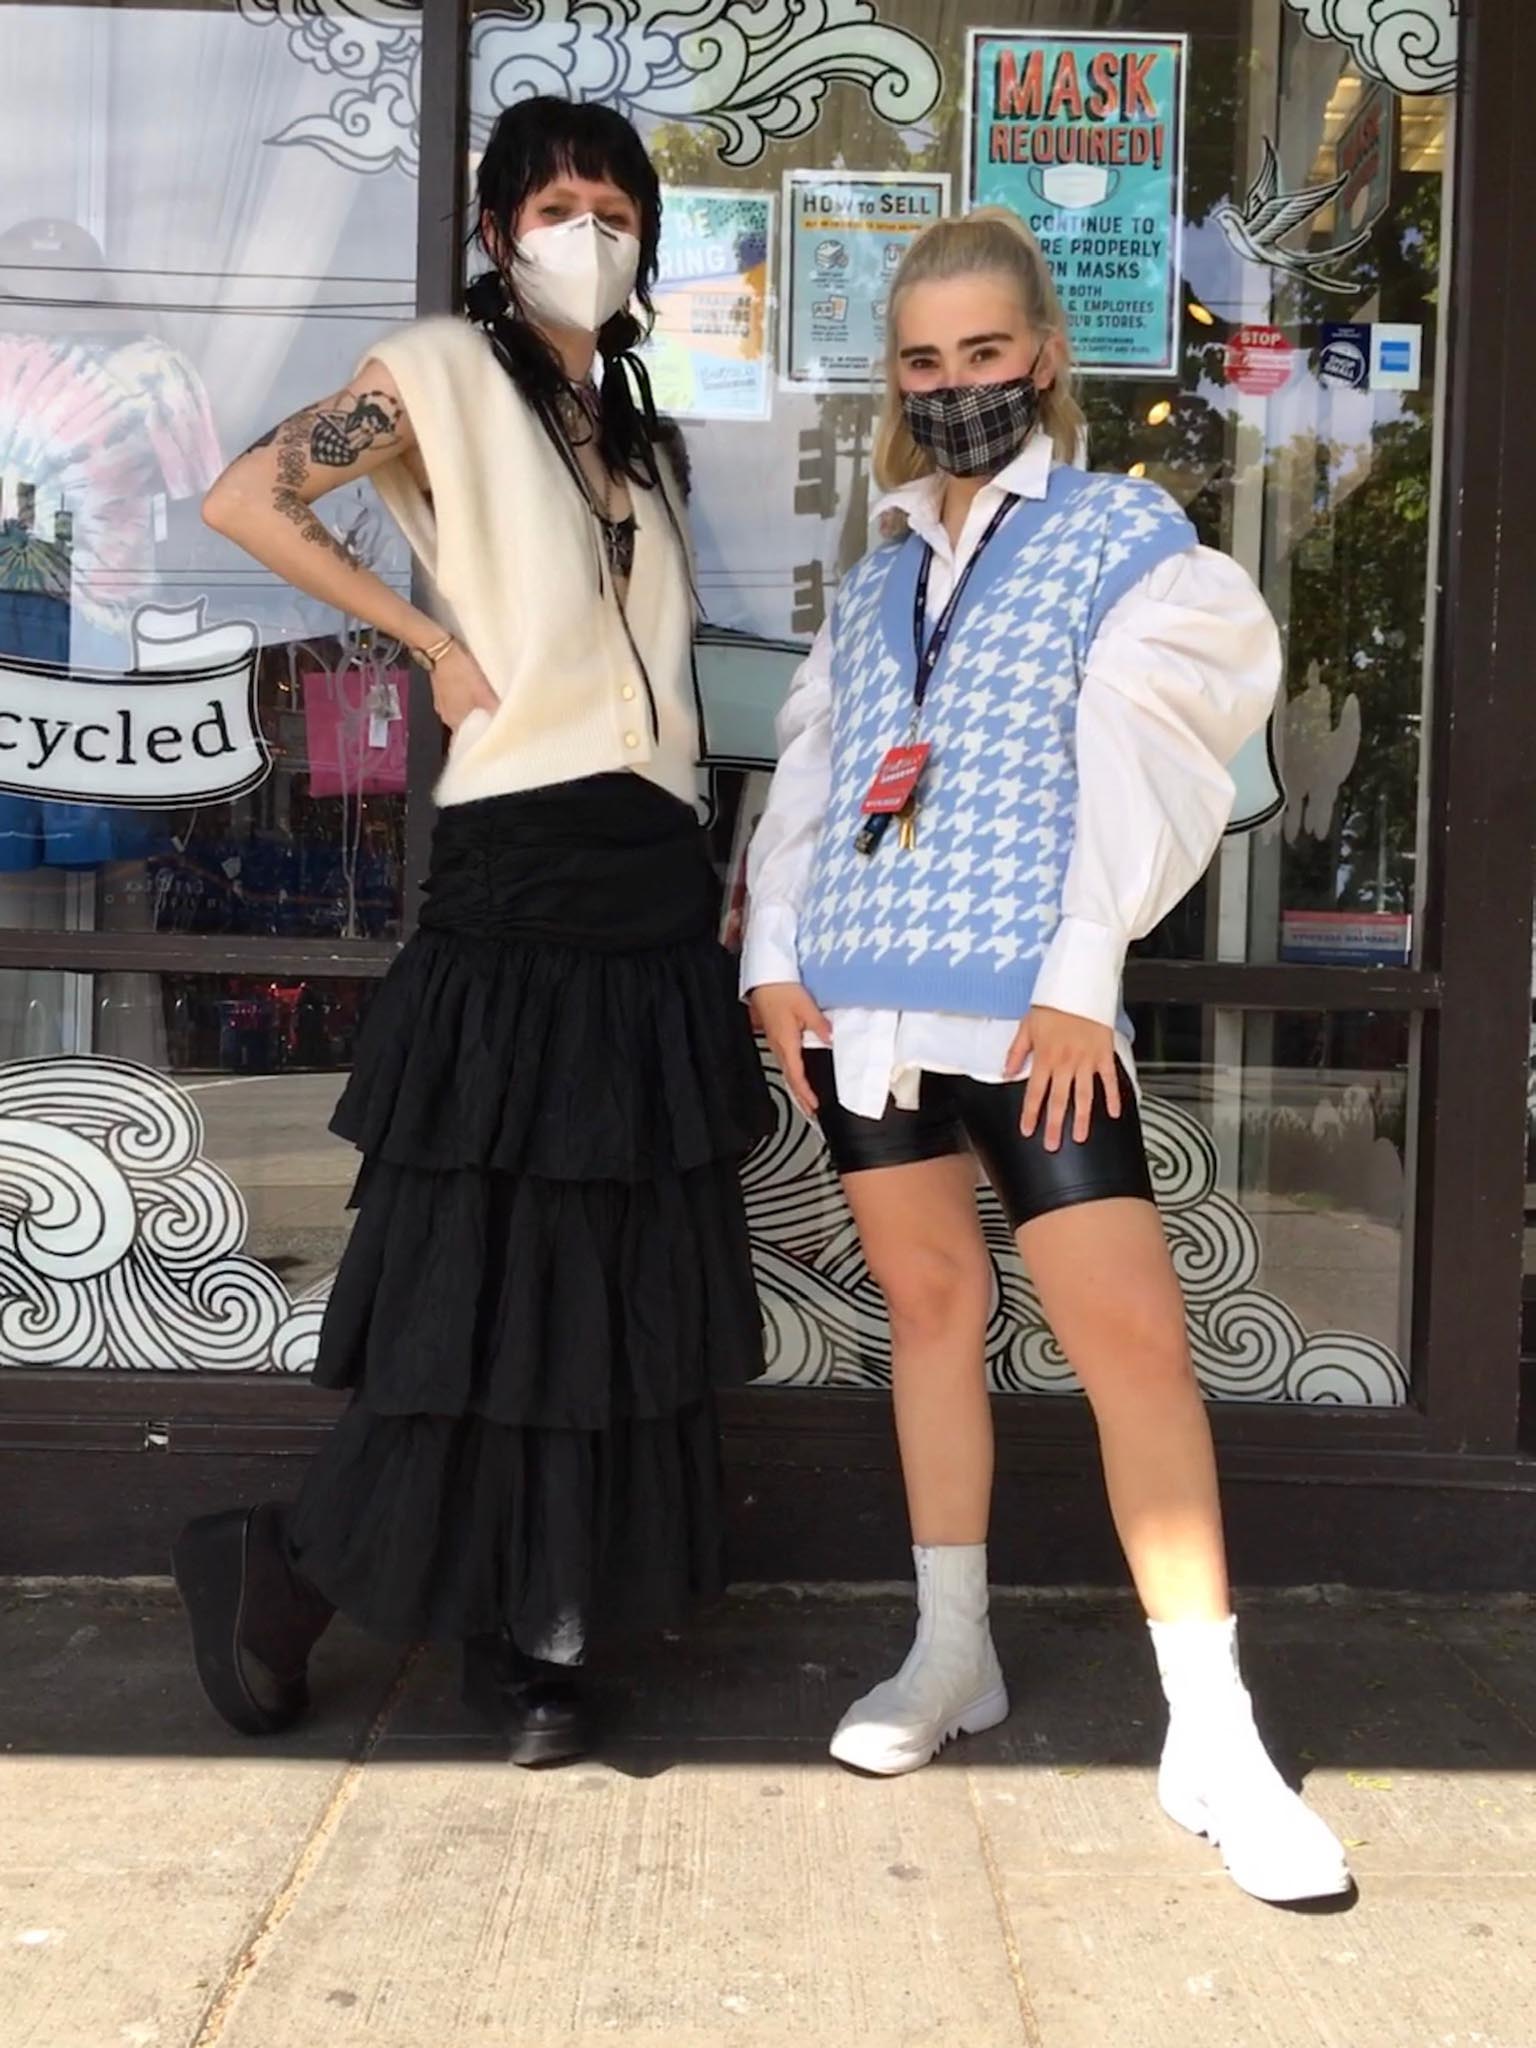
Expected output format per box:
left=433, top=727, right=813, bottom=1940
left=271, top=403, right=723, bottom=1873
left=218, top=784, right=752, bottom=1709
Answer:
left=744, top=210, right=1349, bottom=1904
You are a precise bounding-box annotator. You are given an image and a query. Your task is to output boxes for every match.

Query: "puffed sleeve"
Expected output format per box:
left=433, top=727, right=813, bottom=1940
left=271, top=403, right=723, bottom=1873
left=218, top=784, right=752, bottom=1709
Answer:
left=1030, top=546, right=1280, bottom=1028
left=739, top=620, right=834, bottom=994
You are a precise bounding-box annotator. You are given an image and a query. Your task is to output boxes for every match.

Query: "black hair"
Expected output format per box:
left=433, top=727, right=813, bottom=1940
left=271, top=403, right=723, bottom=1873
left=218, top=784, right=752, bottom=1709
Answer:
left=466, top=96, right=666, bottom=493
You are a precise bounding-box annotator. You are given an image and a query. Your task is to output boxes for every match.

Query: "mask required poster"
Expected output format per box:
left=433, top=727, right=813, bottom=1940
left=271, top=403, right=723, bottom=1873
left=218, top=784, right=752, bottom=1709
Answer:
left=781, top=171, right=952, bottom=391
left=966, top=29, right=1187, bottom=377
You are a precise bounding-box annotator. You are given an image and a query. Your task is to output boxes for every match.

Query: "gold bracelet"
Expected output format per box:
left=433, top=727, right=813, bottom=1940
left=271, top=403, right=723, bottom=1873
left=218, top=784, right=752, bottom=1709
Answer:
left=416, top=631, right=456, bottom=671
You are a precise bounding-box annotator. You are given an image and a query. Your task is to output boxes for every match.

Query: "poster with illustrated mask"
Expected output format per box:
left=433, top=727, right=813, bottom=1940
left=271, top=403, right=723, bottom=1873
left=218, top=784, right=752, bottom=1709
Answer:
left=781, top=172, right=952, bottom=392
left=966, top=31, right=1187, bottom=378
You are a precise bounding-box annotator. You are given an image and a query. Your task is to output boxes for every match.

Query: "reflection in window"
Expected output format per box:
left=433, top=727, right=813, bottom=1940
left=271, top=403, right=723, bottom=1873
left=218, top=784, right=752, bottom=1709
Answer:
left=0, top=3, right=420, bottom=944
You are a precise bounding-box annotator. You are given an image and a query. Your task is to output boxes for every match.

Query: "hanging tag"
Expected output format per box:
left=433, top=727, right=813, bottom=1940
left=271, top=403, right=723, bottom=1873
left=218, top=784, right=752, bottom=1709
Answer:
left=860, top=742, right=931, bottom=817
left=366, top=676, right=395, bottom=750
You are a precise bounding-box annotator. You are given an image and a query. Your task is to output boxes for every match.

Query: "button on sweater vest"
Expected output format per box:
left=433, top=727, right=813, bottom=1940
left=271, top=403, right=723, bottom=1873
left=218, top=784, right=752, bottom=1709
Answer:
left=360, top=318, right=701, bottom=809
left=796, top=467, right=1195, bottom=1025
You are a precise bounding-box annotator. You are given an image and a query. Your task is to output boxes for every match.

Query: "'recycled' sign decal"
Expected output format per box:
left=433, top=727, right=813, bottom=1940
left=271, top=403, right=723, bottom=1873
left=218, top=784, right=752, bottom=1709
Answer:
left=0, top=602, right=269, bottom=808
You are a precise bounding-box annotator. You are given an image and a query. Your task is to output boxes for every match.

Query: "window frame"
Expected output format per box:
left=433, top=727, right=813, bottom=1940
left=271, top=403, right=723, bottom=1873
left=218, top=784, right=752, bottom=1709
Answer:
left=0, top=0, right=1531, bottom=1494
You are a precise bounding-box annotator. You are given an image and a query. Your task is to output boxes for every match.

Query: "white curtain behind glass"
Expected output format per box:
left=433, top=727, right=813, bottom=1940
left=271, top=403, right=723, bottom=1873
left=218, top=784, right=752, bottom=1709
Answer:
left=0, top=4, right=418, bottom=1061
left=2, top=4, right=416, bottom=647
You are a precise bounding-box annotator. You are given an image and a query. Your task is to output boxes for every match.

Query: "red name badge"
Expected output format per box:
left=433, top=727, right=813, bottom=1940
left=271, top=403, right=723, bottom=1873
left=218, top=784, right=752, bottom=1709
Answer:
left=861, top=743, right=931, bottom=815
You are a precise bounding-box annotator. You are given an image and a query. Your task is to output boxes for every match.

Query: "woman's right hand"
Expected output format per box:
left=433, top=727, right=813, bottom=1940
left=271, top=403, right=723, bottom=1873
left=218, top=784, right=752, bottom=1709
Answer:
left=426, top=640, right=500, bottom=731
left=749, top=982, right=832, bottom=1117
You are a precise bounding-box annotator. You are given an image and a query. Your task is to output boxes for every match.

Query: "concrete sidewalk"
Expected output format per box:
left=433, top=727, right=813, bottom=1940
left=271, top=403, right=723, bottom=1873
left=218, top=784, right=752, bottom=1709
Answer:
left=4, top=1582, right=1535, bottom=2048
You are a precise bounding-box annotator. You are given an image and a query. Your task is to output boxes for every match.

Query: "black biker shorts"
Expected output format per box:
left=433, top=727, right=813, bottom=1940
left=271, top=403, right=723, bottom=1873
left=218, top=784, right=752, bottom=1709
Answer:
left=802, top=1050, right=1154, bottom=1232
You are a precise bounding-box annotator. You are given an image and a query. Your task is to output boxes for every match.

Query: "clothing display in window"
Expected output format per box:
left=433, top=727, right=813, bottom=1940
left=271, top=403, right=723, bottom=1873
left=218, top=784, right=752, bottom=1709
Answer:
left=302, top=668, right=409, bottom=798
left=149, top=824, right=401, bottom=940
left=0, top=326, right=222, bottom=644
left=0, top=316, right=223, bottom=873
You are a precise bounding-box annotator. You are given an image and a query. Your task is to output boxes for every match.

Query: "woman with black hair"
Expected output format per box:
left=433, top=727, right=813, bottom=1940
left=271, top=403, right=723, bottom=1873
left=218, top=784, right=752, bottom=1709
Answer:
left=171, top=98, right=771, bottom=1765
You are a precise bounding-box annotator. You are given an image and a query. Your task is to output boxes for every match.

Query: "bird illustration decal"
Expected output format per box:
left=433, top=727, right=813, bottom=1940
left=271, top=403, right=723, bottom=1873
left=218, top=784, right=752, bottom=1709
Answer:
left=1215, top=138, right=1371, bottom=294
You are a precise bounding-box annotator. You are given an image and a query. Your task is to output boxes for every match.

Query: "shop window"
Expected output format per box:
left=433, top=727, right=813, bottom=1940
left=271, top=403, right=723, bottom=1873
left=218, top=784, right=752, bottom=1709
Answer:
left=0, top=0, right=420, bottom=942
left=0, top=963, right=1412, bottom=1398
left=0, top=968, right=371, bottom=1371
left=471, top=0, right=1446, bottom=1404
left=462, top=0, right=1451, bottom=980
left=743, top=1006, right=1411, bottom=1405
left=0, top=0, right=1462, bottom=1400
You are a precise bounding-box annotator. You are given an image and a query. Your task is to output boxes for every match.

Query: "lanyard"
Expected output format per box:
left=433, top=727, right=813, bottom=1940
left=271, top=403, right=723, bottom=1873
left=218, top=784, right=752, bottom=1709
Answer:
left=909, top=492, right=1019, bottom=725
left=855, top=491, right=1019, bottom=859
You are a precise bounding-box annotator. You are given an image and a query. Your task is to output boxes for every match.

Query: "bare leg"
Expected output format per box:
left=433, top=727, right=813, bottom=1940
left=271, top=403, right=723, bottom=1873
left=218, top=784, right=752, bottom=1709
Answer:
left=827, top=1153, right=1008, bottom=1772
left=839, top=1152, right=995, bottom=1545
left=1016, top=1196, right=1228, bottom=1621
left=1017, top=1195, right=1348, bottom=1901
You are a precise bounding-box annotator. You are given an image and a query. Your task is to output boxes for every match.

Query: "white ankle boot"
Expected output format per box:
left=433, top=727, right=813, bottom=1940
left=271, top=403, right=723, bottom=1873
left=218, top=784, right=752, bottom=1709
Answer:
left=830, top=1544, right=1009, bottom=1775
left=1149, top=1616, right=1351, bottom=1903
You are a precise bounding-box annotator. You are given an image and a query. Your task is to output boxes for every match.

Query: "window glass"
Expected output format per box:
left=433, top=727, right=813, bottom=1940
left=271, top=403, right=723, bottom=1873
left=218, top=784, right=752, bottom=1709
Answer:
left=744, top=1003, right=1411, bottom=1405
left=469, top=0, right=1448, bottom=970
left=0, top=1, right=1456, bottom=1397
left=0, top=1, right=420, bottom=941
left=0, top=967, right=369, bottom=1371
left=462, top=0, right=1447, bottom=1405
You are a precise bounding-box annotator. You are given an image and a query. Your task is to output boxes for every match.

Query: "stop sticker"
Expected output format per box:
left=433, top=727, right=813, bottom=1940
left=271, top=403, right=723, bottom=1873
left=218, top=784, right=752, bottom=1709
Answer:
left=1225, top=324, right=1295, bottom=396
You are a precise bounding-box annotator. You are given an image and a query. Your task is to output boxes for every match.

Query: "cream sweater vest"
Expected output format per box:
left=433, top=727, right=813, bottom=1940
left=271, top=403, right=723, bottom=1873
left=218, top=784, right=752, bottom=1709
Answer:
left=362, top=318, right=701, bottom=808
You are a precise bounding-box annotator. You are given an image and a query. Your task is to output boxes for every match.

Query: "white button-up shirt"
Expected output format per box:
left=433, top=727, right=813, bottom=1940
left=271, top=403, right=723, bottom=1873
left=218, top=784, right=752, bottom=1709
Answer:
left=739, top=434, right=1280, bottom=1119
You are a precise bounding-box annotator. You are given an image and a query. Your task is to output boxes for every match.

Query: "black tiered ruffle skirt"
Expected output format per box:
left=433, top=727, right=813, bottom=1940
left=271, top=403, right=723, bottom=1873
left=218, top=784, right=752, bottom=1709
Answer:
left=287, top=773, right=773, bottom=1659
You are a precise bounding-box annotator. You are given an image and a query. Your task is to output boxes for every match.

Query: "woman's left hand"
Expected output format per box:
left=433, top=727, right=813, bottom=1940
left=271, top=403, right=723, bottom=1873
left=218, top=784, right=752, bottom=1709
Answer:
left=1004, top=1006, right=1122, bottom=1151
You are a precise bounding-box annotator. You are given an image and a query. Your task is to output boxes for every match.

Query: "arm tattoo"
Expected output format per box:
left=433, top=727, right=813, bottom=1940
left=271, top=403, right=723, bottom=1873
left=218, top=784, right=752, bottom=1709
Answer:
left=251, top=388, right=406, bottom=492
left=308, top=388, right=403, bottom=466
left=275, top=492, right=357, bottom=567
left=259, top=385, right=404, bottom=567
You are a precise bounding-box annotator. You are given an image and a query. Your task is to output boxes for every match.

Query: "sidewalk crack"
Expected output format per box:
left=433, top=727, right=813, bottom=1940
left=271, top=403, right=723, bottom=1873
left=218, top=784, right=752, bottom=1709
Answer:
left=965, top=1767, right=1046, bottom=2046
left=1427, top=1622, right=1536, bottom=1743
left=188, top=1647, right=420, bottom=2047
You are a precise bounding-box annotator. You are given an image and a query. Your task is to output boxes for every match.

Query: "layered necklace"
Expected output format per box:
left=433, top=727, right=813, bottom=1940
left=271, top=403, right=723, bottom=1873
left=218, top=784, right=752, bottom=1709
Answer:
left=556, top=378, right=637, bottom=587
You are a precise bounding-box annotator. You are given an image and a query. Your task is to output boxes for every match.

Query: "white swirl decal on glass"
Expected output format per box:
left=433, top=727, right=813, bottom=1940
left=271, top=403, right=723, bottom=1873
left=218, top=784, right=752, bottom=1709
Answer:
left=1281, top=0, right=1458, bottom=95
left=0, top=1049, right=1409, bottom=1405
left=0, top=1058, right=323, bottom=1374
left=238, top=0, right=424, bottom=175
left=235, top=1, right=942, bottom=177
left=471, top=3, right=942, bottom=168
left=742, top=1057, right=1410, bottom=1405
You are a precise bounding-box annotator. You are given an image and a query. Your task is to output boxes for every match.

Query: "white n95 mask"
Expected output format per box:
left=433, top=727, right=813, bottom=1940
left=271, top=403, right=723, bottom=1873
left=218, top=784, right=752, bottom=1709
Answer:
left=514, top=213, right=640, bottom=333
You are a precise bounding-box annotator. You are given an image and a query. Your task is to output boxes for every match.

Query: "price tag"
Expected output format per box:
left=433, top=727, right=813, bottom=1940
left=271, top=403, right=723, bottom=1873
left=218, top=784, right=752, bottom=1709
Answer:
left=366, top=677, right=400, bottom=750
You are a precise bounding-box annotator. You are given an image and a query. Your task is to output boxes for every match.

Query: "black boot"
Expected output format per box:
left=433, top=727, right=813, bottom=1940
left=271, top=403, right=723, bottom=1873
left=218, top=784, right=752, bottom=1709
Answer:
left=462, top=1632, right=590, bottom=1767
left=171, top=1502, right=333, bottom=1737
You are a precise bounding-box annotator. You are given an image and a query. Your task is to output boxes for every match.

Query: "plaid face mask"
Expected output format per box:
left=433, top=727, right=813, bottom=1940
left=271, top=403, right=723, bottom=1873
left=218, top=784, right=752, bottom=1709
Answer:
left=901, top=370, right=1041, bottom=478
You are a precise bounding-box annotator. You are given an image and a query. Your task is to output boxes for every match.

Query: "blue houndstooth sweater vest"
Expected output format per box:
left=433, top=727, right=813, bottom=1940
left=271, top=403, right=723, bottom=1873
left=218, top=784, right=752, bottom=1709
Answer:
left=796, top=466, right=1195, bottom=1023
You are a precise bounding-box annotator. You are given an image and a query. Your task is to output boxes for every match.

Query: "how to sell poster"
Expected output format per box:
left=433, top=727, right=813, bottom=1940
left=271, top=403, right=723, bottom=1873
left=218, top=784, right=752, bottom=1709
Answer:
left=645, top=189, right=773, bottom=421
left=966, top=30, right=1187, bottom=377
left=781, top=171, right=952, bottom=391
